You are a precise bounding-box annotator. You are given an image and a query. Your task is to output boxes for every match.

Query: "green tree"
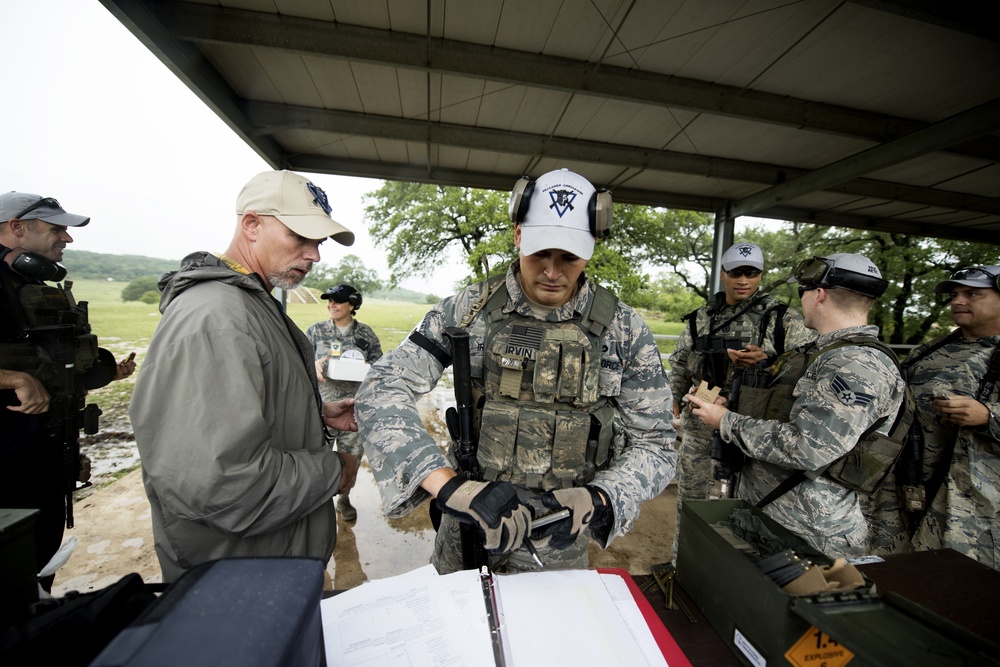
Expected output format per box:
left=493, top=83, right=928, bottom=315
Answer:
left=121, top=275, right=160, bottom=302
left=364, top=181, right=512, bottom=288
left=304, top=254, right=382, bottom=294
left=364, top=181, right=650, bottom=296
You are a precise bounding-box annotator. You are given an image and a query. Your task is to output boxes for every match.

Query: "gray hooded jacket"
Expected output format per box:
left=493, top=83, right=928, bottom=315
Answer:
left=129, top=252, right=342, bottom=582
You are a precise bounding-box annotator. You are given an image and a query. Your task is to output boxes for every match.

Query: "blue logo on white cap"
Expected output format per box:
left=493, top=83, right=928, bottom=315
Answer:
left=548, top=189, right=577, bottom=218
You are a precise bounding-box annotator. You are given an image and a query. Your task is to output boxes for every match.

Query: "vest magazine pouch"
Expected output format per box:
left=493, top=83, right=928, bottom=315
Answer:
left=551, top=411, right=592, bottom=485
left=555, top=342, right=584, bottom=402
left=737, top=384, right=794, bottom=423
left=17, top=284, right=76, bottom=328
left=587, top=403, right=616, bottom=471
left=511, top=406, right=556, bottom=478
left=533, top=338, right=561, bottom=403
left=825, top=432, right=901, bottom=493
left=478, top=401, right=521, bottom=478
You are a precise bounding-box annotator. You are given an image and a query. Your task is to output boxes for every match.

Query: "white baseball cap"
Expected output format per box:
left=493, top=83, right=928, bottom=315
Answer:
left=517, top=169, right=597, bottom=260
left=236, top=170, right=354, bottom=246
left=721, top=243, right=764, bottom=271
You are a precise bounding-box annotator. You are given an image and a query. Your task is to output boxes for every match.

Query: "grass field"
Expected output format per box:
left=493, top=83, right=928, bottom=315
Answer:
left=68, top=278, right=681, bottom=425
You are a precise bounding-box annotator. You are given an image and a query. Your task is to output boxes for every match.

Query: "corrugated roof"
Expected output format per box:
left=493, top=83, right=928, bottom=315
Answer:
left=101, top=0, right=1000, bottom=245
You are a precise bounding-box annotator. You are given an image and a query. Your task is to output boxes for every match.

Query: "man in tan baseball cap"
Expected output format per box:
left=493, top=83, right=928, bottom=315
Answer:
left=129, top=169, right=360, bottom=584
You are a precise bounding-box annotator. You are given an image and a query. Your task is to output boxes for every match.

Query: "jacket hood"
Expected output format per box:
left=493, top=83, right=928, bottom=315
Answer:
left=158, top=251, right=267, bottom=313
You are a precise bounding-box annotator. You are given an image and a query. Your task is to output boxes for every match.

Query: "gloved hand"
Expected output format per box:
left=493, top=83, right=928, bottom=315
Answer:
left=435, top=477, right=532, bottom=555
left=531, top=486, right=608, bottom=550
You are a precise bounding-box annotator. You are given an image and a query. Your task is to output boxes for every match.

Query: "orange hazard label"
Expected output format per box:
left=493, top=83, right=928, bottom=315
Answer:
left=785, top=627, right=854, bottom=667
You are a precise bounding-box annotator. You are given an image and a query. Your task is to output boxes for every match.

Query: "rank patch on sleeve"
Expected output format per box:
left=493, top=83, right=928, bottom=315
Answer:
left=831, top=375, right=874, bottom=406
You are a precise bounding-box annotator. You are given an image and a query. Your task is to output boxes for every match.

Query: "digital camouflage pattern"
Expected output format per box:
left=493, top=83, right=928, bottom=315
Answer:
left=864, top=332, right=1000, bottom=567
left=355, top=263, right=677, bottom=574
left=306, top=318, right=382, bottom=458
left=667, top=291, right=813, bottom=554
left=719, top=325, right=904, bottom=558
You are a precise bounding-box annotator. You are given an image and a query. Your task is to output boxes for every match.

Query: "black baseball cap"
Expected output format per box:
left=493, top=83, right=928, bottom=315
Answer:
left=321, top=285, right=362, bottom=308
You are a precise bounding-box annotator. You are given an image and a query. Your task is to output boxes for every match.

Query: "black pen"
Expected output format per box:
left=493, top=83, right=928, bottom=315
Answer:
left=524, top=537, right=544, bottom=568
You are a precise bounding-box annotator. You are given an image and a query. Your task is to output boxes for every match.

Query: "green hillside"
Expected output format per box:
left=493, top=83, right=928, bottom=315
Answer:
left=62, top=249, right=179, bottom=282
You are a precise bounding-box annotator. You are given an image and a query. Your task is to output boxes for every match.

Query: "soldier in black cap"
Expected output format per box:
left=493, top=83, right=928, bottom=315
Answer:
left=307, top=285, right=383, bottom=521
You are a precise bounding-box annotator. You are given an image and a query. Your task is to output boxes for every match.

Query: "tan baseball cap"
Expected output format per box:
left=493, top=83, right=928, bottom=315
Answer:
left=236, top=170, right=354, bottom=246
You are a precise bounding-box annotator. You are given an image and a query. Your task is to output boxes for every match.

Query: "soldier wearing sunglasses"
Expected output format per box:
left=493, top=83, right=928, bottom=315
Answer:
left=668, top=242, right=813, bottom=556
left=865, top=265, right=1000, bottom=569
left=687, top=253, right=905, bottom=558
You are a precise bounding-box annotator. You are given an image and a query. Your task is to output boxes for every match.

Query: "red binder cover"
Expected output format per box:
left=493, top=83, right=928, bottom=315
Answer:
left=598, top=568, right=693, bottom=667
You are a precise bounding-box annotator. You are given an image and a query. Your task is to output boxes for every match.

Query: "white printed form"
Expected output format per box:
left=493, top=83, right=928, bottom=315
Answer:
left=321, top=565, right=496, bottom=667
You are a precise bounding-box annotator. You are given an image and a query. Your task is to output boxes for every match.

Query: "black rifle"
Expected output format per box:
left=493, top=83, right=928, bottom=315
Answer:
left=708, top=363, right=752, bottom=499
left=694, top=335, right=742, bottom=393
left=442, top=327, right=487, bottom=569
left=36, top=303, right=100, bottom=528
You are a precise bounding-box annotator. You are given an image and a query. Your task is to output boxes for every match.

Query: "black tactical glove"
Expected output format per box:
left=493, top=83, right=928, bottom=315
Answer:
left=435, top=477, right=533, bottom=555
left=532, top=486, right=610, bottom=550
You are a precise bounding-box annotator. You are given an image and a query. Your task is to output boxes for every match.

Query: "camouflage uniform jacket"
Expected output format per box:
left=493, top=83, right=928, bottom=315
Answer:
left=305, top=318, right=383, bottom=403
left=354, top=263, right=677, bottom=547
left=720, top=325, right=905, bottom=557
left=907, top=332, right=1000, bottom=568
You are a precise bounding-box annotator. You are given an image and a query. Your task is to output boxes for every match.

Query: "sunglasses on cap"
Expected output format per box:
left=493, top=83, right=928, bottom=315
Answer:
left=13, top=197, right=61, bottom=221
left=949, top=267, right=998, bottom=282
left=725, top=267, right=761, bottom=279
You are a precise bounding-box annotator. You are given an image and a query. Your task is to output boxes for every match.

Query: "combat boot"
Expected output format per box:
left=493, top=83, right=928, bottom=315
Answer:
left=337, top=494, right=357, bottom=522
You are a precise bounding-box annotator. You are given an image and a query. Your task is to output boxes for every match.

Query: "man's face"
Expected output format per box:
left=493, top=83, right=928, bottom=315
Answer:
left=255, top=214, right=323, bottom=290
left=327, top=299, right=354, bottom=323
left=949, top=286, right=1000, bottom=338
left=20, top=219, right=73, bottom=262
left=514, top=226, right=587, bottom=308
left=721, top=266, right=762, bottom=305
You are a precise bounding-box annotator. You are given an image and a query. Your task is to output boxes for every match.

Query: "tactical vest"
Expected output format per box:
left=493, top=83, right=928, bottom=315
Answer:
left=0, top=275, right=100, bottom=395
left=737, top=335, right=913, bottom=494
left=684, top=294, right=788, bottom=392
left=475, top=281, right=619, bottom=490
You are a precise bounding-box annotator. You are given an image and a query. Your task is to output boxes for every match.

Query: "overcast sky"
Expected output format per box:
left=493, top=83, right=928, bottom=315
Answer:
left=0, top=0, right=467, bottom=294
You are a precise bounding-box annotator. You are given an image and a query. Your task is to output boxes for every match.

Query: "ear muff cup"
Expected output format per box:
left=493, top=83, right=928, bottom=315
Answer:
left=590, top=189, right=612, bottom=238
left=509, top=175, right=534, bottom=223
left=510, top=174, right=614, bottom=237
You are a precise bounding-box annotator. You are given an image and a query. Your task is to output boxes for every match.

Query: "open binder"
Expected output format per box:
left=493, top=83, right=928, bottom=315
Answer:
left=320, top=565, right=690, bottom=666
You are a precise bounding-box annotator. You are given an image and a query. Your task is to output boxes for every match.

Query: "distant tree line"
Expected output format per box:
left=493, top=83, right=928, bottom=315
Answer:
left=62, top=250, right=177, bottom=282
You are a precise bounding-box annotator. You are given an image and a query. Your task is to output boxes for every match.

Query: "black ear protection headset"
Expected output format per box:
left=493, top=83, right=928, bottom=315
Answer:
left=0, top=245, right=68, bottom=282
left=508, top=174, right=613, bottom=239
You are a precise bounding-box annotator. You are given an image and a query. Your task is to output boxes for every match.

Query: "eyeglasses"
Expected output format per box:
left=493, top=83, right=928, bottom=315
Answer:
left=725, top=267, right=761, bottom=278
left=13, top=197, right=61, bottom=221
left=950, top=267, right=998, bottom=281
left=798, top=285, right=819, bottom=298
left=791, top=257, right=832, bottom=285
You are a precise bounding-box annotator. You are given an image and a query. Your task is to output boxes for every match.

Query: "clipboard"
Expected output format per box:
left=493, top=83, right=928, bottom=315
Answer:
left=478, top=566, right=691, bottom=667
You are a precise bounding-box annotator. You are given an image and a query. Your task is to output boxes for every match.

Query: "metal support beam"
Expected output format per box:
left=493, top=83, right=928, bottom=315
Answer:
left=730, top=97, right=1000, bottom=219
left=246, top=101, right=1000, bottom=217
